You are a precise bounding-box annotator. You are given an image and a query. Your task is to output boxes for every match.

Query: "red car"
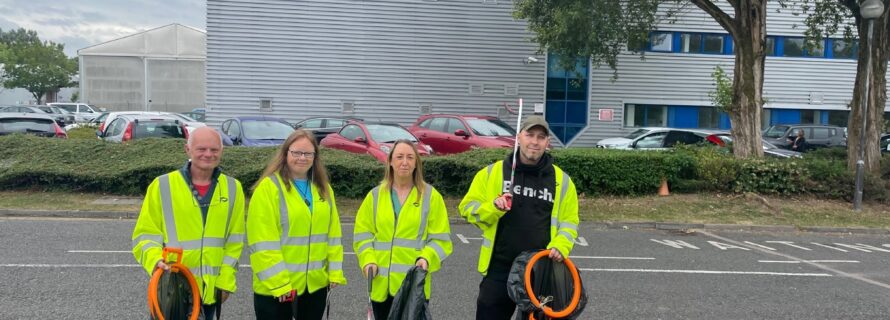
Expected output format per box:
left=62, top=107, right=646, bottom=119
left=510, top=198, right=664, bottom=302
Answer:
left=320, top=121, right=433, bottom=163
left=408, top=114, right=515, bottom=154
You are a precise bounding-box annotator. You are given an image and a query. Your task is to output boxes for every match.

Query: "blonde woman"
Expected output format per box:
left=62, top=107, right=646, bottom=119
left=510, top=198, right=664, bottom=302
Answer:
left=247, top=129, right=346, bottom=320
left=353, top=140, right=453, bottom=319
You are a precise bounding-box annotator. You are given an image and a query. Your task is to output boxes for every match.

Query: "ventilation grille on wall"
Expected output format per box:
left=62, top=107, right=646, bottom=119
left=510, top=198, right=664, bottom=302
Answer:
left=259, top=99, right=272, bottom=112
left=420, top=103, right=432, bottom=115
left=469, top=83, right=483, bottom=95
left=504, top=84, right=519, bottom=96
left=342, top=101, right=355, bottom=114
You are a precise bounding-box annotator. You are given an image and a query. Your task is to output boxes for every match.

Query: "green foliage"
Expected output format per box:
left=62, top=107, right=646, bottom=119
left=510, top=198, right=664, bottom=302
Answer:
left=805, top=147, right=848, bottom=161
left=66, top=126, right=99, bottom=139
left=70, top=91, right=79, bottom=103
left=551, top=148, right=695, bottom=196
left=0, top=29, right=77, bottom=104
left=675, top=145, right=738, bottom=191
left=709, top=66, right=733, bottom=113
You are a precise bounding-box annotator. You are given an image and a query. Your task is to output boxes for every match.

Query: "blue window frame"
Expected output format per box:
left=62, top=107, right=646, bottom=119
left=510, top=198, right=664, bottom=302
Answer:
left=545, top=54, right=589, bottom=144
left=625, top=104, right=730, bottom=130
left=646, top=32, right=854, bottom=60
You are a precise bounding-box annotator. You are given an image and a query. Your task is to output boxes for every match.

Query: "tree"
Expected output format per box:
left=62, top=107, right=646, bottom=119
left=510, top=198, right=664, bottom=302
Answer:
left=0, top=29, right=76, bottom=105
left=515, top=0, right=768, bottom=158
left=798, top=0, right=885, bottom=173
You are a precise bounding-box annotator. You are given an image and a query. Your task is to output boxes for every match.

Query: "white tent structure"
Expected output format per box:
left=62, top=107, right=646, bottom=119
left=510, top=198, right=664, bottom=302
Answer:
left=78, top=23, right=205, bottom=113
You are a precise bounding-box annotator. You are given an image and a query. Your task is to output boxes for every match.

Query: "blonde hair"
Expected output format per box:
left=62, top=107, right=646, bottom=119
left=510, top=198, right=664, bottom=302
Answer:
left=253, top=129, right=330, bottom=201
left=382, top=140, right=425, bottom=202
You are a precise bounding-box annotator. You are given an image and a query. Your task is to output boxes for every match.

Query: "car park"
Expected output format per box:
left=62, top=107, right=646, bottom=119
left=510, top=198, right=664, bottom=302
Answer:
left=320, top=121, right=432, bottom=162
left=408, top=114, right=515, bottom=154
left=0, top=112, right=67, bottom=138
left=219, top=116, right=295, bottom=146
left=0, top=105, right=73, bottom=127
left=763, top=124, right=846, bottom=150
left=294, top=116, right=363, bottom=143
left=98, top=111, right=206, bottom=136
left=37, top=106, right=76, bottom=127
left=97, top=114, right=188, bottom=143
left=47, top=103, right=103, bottom=123
left=621, top=128, right=727, bottom=150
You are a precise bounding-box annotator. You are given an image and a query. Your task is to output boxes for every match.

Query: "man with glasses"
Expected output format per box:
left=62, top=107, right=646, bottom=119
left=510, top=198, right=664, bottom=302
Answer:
left=132, top=127, right=246, bottom=319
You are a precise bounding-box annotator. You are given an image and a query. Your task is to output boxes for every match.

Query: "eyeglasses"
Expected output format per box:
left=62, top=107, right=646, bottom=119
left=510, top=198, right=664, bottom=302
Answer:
left=288, top=150, right=316, bottom=159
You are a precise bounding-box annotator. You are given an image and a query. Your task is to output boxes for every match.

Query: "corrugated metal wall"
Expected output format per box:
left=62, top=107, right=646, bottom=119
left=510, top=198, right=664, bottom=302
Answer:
left=206, top=0, right=544, bottom=127
left=208, top=0, right=876, bottom=147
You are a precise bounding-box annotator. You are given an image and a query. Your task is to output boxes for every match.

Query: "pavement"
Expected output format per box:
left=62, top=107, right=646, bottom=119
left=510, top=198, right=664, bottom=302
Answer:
left=2, top=218, right=890, bottom=319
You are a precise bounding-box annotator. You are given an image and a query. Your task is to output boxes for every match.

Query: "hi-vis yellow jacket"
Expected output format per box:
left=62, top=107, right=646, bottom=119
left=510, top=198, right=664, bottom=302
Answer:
left=353, top=183, right=452, bottom=302
left=459, top=160, right=579, bottom=275
left=132, top=170, right=245, bottom=305
left=247, top=173, right=347, bottom=297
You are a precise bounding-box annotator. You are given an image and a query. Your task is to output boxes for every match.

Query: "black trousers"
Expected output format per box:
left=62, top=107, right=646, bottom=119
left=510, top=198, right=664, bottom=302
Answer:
left=371, top=296, right=394, bottom=320
left=476, top=274, right=529, bottom=320
left=253, top=287, right=329, bottom=320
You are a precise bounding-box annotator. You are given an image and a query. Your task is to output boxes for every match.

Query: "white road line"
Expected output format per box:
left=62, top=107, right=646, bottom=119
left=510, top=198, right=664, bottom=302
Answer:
left=578, top=268, right=832, bottom=277
left=699, top=231, right=890, bottom=290
left=456, top=234, right=469, bottom=244
left=345, top=252, right=355, bottom=255
left=759, top=260, right=860, bottom=264
left=570, top=256, right=655, bottom=260
left=575, top=237, right=589, bottom=247
left=67, top=250, right=130, bottom=253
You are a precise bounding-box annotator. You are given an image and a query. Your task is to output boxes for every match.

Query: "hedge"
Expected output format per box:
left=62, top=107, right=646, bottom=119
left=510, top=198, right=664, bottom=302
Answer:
left=0, top=135, right=695, bottom=198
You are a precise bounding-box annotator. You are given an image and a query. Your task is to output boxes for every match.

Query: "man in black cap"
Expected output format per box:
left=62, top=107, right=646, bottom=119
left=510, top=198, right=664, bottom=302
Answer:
left=459, top=115, right=580, bottom=320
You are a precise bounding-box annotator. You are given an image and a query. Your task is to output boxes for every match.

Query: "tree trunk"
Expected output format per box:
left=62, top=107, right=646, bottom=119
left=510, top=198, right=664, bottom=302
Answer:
left=728, top=1, right=766, bottom=158
left=692, top=0, right=767, bottom=158
left=847, top=12, right=888, bottom=174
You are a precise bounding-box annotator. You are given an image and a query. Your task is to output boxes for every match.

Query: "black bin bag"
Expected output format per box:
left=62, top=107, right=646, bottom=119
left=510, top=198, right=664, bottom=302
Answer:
left=152, top=269, right=200, bottom=320
left=387, top=266, right=432, bottom=320
left=507, top=251, right=588, bottom=320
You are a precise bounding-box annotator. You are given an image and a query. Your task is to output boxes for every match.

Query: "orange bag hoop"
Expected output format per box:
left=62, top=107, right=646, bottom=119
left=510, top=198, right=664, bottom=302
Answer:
left=147, top=247, right=201, bottom=320
left=523, top=250, right=582, bottom=320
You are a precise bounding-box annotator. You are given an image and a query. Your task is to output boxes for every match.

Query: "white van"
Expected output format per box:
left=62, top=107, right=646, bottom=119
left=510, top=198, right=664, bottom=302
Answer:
left=47, top=103, right=102, bottom=123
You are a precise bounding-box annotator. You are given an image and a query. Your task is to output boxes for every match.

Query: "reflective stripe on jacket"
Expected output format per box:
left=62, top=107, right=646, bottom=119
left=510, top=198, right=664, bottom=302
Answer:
left=132, top=170, right=246, bottom=304
left=458, top=161, right=579, bottom=275
left=353, top=183, right=452, bottom=302
left=247, top=173, right=347, bottom=297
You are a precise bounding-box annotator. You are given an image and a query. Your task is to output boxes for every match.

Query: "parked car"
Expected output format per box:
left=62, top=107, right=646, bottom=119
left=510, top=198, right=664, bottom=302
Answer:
left=763, top=124, right=846, bottom=150
left=596, top=127, right=669, bottom=148
left=181, top=111, right=206, bottom=123
left=219, top=116, right=294, bottom=146
left=37, top=106, right=76, bottom=126
left=0, top=112, right=67, bottom=138
left=97, top=114, right=188, bottom=143
left=294, top=116, right=363, bottom=143
left=621, top=128, right=727, bottom=150
left=714, top=134, right=802, bottom=158
left=408, top=114, right=515, bottom=154
left=98, top=111, right=206, bottom=136
left=0, top=105, right=74, bottom=127
left=47, top=103, right=103, bottom=123
left=320, top=121, right=432, bottom=162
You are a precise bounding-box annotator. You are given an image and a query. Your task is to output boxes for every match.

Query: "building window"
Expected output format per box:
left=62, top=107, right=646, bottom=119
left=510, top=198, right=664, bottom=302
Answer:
left=545, top=53, right=588, bottom=144
left=650, top=32, right=672, bottom=52
left=827, top=110, right=849, bottom=127
left=783, top=38, right=805, bottom=57
left=680, top=34, right=702, bottom=53
left=831, top=39, right=857, bottom=59
left=765, top=37, right=776, bottom=56
left=703, top=35, right=724, bottom=54
left=625, top=104, right=666, bottom=127
left=699, top=107, right=720, bottom=128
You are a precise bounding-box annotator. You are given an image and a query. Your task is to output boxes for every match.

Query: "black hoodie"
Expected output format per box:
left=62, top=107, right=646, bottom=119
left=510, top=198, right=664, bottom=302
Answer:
left=488, top=152, right=556, bottom=276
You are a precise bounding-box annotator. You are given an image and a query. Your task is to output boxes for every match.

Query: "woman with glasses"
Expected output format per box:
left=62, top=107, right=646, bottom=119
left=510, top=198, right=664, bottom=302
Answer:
left=247, top=129, right=347, bottom=319
left=353, top=140, right=453, bottom=319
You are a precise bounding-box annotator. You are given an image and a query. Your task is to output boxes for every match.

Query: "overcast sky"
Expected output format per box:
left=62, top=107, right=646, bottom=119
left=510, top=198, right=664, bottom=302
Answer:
left=0, top=0, right=205, bottom=57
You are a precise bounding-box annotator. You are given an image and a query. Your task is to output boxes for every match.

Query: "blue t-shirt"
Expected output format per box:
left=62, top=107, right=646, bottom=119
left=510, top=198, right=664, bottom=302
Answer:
left=293, top=179, right=313, bottom=212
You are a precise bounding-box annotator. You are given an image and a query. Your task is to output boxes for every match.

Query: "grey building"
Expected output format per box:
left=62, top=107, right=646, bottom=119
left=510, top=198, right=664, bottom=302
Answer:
left=207, top=0, right=889, bottom=147
left=78, top=23, right=206, bottom=113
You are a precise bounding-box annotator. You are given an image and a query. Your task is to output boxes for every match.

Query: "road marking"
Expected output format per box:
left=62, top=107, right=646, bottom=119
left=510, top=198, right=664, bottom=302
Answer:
left=578, top=268, right=831, bottom=277
left=833, top=243, right=890, bottom=253
left=455, top=233, right=481, bottom=244
left=699, top=231, right=890, bottom=291
left=811, top=243, right=849, bottom=252
left=650, top=239, right=700, bottom=249
left=575, top=237, right=589, bottom=247
left=0, top=264, right=142, bottom=268
left=764, top=241, right=812, bottom=251
left=570, top=256, right=654, bottom=260
left=758, top=260, right=860, bottom=264
left=67, top=250, right=130, bottom=253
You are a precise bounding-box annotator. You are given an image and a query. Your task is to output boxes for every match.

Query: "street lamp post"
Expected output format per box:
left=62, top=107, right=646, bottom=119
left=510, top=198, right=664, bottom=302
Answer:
left=854, top=0, right=885, bottom=211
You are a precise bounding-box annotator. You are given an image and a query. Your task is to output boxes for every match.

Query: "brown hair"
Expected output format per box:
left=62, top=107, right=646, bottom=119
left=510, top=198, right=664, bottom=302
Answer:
left=382, top=140, right=425, bottom=202
left=253, top=129, right=330, bottom=200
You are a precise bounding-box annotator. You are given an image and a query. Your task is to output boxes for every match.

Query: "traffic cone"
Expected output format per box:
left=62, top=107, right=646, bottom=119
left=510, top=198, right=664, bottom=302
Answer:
left=658, top=178, right=670, bottom=196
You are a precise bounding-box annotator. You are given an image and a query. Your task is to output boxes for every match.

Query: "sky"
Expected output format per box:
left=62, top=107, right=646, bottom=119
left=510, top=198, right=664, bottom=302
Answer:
left=0, top=0, right=205, bottom=57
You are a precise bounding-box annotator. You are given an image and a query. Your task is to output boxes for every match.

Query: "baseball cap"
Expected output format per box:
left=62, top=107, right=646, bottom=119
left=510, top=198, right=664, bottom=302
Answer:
left=519, top=115, right=550, bottom=136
